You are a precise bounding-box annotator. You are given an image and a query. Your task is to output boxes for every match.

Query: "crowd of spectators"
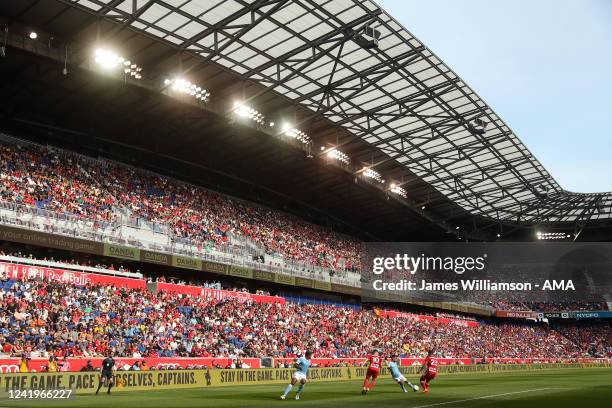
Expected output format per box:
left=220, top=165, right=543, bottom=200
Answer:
left=0, top=142, right=361, bottom=273
left=489, top=301, right=609, bottom=312
left=555, top=322, right=612, bottom=359
left=0, top=144, right=115, bottom=222
left=1, top=276, right=609, bottom=362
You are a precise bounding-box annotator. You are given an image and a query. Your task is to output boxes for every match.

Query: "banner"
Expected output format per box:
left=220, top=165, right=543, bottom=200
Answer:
left=376, top=310, right=480, bottom=327
left=0, top=225, right=103, bottom=255
left=573, top=311, right=612, bottom=319
left=0, top=262, right=145, bottom=289
left=495, top=310, right=538, bottom=319
left=228, top=266, right=253, bottom=279
left=141, top=251, right=171, bottom=265
left=103, top=244, right=140, bottom=260
left=0, top=357, right=261, bottom=374
left=1, top=364, right=611, bottom=395
left=155, top=282, right=285, bottom=304
left=171, top=255, right=202, bottom=271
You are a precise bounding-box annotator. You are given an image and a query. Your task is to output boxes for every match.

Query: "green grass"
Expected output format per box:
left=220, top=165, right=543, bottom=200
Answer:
left=1, top=368, right=611, bottom=408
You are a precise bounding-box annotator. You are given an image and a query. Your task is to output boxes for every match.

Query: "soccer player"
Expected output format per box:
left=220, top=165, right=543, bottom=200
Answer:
left=419, top=349, right=438, bottom=394
left=280, top=350, right=312, bottom=400
left=387, top=356, right=417, bottom=393
left=361, top=350, right=382, bottom=394
left=96, top=351, right=116, bottom=395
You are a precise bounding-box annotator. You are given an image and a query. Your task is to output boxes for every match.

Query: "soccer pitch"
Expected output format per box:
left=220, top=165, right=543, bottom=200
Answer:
left=2, top=368, right=611, bottom=408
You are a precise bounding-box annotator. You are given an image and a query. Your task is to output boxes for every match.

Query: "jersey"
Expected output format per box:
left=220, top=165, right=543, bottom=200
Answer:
left=101, top=357, right=115, bottom=374
left=367, top=355, right=382, bottom=371
left=295, top=357, right=311, bottom=375
left=387, top=361, right=402, bottom=379
left=425, top=357, right=438, bottom=375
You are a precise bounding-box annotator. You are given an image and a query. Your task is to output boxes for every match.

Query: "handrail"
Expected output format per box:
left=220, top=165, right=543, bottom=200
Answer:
left=0, top=255, right=143, bottom=279
left=0, top=200, right=362, bottom=287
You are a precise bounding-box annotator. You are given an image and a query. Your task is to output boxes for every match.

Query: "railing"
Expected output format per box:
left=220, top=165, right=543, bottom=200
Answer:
left=0, top=254, right=143, bottom=279
left=0, top=200, right=362, bottom=287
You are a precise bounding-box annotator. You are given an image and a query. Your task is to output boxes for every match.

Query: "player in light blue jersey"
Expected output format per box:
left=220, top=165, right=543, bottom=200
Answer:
left=387, top=356, right=418, bottom=393
left=280, top=350, right=312, bottom=400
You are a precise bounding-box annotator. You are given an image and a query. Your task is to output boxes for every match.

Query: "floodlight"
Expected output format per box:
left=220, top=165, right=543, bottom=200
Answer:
left=284, top=128, right=311, bottom=145
left=232, top=102, right=265, bottom=125
left=389, top=183, right=406, bottom=198
left=362, top=167, right=383, bottom=183
left=536, top=231, right=569, bottom=240
left=29, top=32, right=38, bottom=40
left=327, top=148, right=350, bottom=165
left=165, top=78, right=210, bottom=101
left=94, top=48, right=143, bottom=79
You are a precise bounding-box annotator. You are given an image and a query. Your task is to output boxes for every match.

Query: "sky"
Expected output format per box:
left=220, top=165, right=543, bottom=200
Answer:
left=376, top=0, right=612, bottom=193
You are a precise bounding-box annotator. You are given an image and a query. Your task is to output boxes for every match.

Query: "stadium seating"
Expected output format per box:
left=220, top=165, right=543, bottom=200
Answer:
left=1, top=275, right=609, bottom=360
left=0, top=141, right=361, bottom=274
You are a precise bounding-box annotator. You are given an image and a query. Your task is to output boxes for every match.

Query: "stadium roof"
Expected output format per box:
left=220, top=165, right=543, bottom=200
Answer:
left=1, top=0, right=611, bottom=241
left=61, top=0, right=611, bottom=226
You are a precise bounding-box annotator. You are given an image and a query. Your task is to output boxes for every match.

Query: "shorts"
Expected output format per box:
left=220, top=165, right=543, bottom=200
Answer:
left=366, top=368, right=379, bottom=379
left=393, top=374, right=407, bottom=383
left=100, top=371, right=114, bottom=380
left=292, top=372, right=307, bottom=381
left=421, top=372, right=436, bottom=382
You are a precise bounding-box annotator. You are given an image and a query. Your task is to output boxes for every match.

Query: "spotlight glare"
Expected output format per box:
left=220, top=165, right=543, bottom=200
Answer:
left=535, top=231, right=571, bottom=241
left=94, top=48, right=143, bottom=80
left=362, top=167, right=383, bottom=183
left=389, top=183, right=407, bottom=198
left=29, top=32, right=38, bottom=40
left=232, top=102, right=265, bottom=125
left=165, top=78, right=210, bottom=102
left=284, top=127, right=311, bottom=145
left=327, top=148, right=350, bottom=165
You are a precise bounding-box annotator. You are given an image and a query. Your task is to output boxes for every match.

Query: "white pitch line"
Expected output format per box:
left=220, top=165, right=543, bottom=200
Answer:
left=412, top=387, right=562, bottom=408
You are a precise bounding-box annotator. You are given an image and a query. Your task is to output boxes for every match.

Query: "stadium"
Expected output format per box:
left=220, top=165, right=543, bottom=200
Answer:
left=0, top=0, right=610, bottom=407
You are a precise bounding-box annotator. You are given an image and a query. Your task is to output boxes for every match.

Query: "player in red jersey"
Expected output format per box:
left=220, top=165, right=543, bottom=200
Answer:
left=419, top=349, right=438, bottom=394
left=361, top=350, right=382, bottom=394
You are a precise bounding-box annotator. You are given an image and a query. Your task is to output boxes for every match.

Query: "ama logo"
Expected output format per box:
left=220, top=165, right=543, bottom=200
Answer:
left=542, top=280, right=575, bottom=290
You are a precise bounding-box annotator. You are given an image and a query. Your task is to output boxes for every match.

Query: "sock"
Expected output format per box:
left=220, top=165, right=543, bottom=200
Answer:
left=96, top=382, right=103, bottom=394
left=368, top=379, right=376, bottom=390
left=282, top=384, right=293, bottom=397
left=420, top=380, right=427, bottom=389
left=408, top=382, right=416, bottom=390
left=362, top=378, right=369, bottom=389
left=399, top=382, right=407, bottom=392
left=296, top=384, right=305, bottom=395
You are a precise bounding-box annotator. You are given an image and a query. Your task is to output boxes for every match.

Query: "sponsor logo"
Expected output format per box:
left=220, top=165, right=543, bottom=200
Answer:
left=295, top=277, right=313, bottom=288
left=202, top=261, right=228, bottom=274
left=0, top=364, right=19, bottom=373
left=228, top=266, right=252, bottom=278
left=253, top=270, right=275, bottom=281
left=142, top=251, right=170, bottom=265
left=105, top=244, right=139, bottom=260
left=172, top=256, right=201, bottom=270
left=274, top=274, right=294, bottom=285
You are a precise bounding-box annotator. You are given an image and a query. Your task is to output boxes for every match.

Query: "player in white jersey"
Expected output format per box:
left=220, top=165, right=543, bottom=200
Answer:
left=280, top=350, right=313, bottom=400
left=387, top=356, right=418, bottom=393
